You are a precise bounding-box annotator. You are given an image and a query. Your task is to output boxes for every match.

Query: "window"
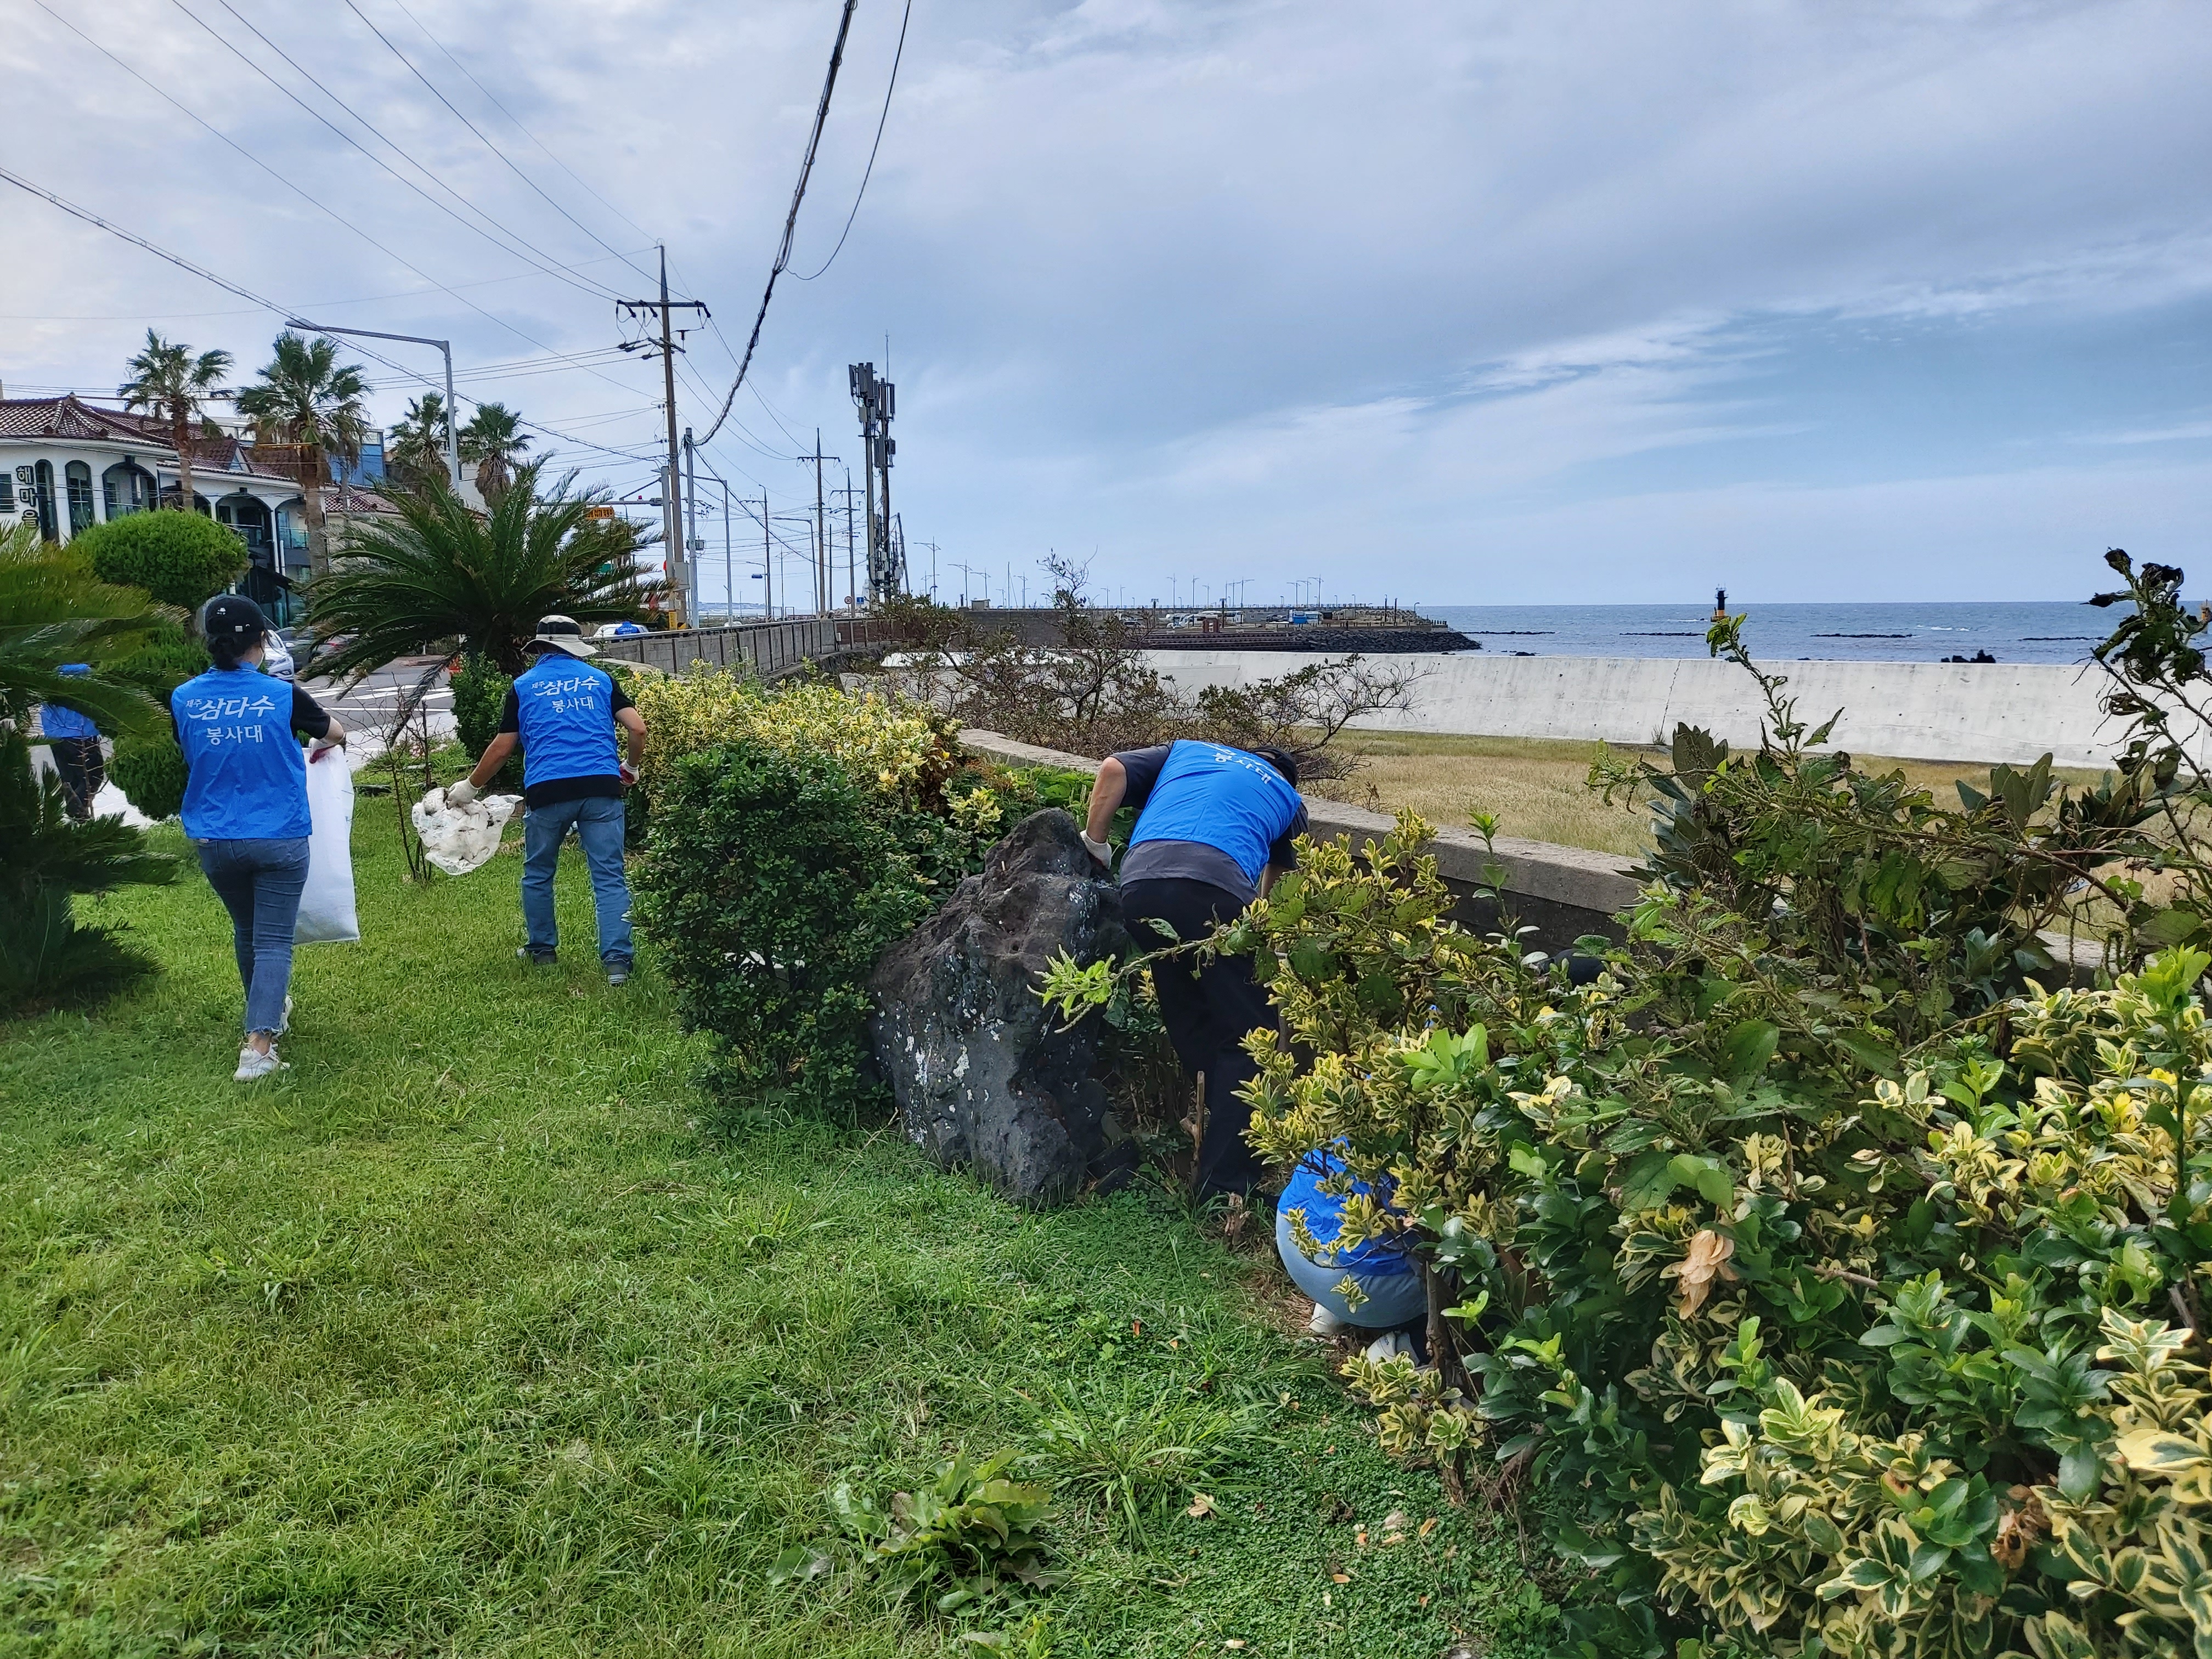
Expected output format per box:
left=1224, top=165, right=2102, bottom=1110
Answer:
left=102, top=461, right=151, bottom=520
left=32, top=460, right=57, bottom=542
left=0, top=470, right=12, bottom=510
left=65, top=461, right=95, bottom=537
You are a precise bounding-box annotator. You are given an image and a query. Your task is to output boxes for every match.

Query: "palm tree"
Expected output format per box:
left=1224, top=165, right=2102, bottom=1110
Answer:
left=117, top=330, right=232, bottom=516
left=233, top=332, right=369, bottom=579
left=458, top=402, right=531, bottom=502
left=385, top=392, right=453, bottom=493
left=305, top=462, right=648, bottom=680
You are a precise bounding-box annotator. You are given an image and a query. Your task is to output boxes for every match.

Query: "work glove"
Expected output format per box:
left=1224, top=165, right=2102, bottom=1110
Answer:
left=1080, top=832, right=1113, bottom=868
left=307, top=736, right=341, bottom=764
left=618, top=761, right=640, bottom=787
left=446, top=777, right=480, bottom=807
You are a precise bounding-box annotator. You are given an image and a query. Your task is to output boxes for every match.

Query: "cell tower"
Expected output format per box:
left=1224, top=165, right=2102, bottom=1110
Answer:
left=848, top=362, right=906, bottom=601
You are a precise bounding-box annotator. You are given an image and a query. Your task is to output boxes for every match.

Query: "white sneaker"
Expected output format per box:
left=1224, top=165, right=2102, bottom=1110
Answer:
left=1362, top=1329, right=1414, bottom=1365
left=234, top=1043, right=288, bottom=1082
left=278, top=995, right=293, bottom=1035
left=1309, top=1302, right=1351, bottom=1338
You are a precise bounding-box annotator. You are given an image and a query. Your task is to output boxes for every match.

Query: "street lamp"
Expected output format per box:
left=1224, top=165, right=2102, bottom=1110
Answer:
left=284, top=319, right=460, bottom=489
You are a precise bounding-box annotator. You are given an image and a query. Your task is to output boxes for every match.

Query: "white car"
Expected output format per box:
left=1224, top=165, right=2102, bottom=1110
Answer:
left=261, top=635, right=296, bottom=681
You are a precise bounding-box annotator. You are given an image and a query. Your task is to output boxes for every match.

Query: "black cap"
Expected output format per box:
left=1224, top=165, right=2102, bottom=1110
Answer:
left=201, top=594, right=267, bottom=649
left=1251, top=744, right=1300, bottom=785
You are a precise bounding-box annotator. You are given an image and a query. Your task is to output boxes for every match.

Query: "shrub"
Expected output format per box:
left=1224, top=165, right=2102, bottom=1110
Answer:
left=634, top=738, right=933, bottom=1118
left=107, top=619, right=211, bottom=702
left=1040, top=551, right=2212, bottom=1658
left=449, top=654, right=511, bottom=757
left=110, top=732, right=187, bottom=821
left=72, top=510, right=246, bottom=610
left=627, top=665, right=960, bottom=805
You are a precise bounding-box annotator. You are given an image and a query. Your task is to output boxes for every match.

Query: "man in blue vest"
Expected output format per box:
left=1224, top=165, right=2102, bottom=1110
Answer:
left=36, top=663, right=104, bottom=821
left=448, top=616, right=647, bottom=985
left=1084, top=740, right=1308, bottom=1197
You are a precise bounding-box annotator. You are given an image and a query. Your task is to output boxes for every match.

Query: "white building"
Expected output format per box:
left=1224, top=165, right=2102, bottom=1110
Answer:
left=0, top=393, right=399, bottom=623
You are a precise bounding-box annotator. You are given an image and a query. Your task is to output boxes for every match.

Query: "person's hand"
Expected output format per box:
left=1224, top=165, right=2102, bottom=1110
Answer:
left=308, top=737, right=340, bottom=764
left=618, top=761, right=640, bottom=788
left=1080, top=832, right=1113, bottom=867
left=446, top=777, right=480, bottom=807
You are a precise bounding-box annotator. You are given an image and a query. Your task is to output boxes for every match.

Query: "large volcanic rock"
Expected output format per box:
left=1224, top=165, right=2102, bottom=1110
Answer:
left=868, top=809, right=1132, bottom=1205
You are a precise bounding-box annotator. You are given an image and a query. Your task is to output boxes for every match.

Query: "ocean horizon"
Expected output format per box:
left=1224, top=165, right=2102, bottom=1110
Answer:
left=1423, top=601, right=2127, bottom=667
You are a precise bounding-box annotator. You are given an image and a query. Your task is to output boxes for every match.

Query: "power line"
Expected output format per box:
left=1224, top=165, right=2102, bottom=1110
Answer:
left=167, top=0, right=627, bottom=304
left=381, top=0, right=657, bottom=249
left=337, top=0, right=656, bottom=282
left=0, top=163, right=655, bottom=469
left=791, top=0, right=913, bottom=281
left=696, top=0, right=861, bottom=447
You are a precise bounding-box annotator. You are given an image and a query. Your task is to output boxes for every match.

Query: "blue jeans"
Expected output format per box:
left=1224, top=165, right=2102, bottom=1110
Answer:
left=196, top=837, right=311, bottom=1037
left=1274, top=1207, right=1429, bottom=1330
left=521, top=795, right=633, bottom=963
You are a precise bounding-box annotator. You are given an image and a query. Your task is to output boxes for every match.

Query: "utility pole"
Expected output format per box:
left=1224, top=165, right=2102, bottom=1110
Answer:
left=921, top=539, right=939, bottom=602
left=832, top=475, right=863, bottom=612
left=682, top=427, right=700, bottom=621
left=618, top=245, right=707, bottom=625
left=798, top=429, right=839, bottom=616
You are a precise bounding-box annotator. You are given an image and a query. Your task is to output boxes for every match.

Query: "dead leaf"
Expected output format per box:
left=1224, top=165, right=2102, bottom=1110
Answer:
left=1331, top=1572, right=1351, bottom=1584
left=1418, top=1516, right=1440, bottom=1538
left=1224, top=1643, right=1245, bottom=1651
left=1355, top=1527, right=1370, bottom=1548
left=1382, top=1508, right=1409, bottom=1532
left=1660, top=1228, right=1739, bottom=1319
left=1187, top=1492, right=1218, bottom=1520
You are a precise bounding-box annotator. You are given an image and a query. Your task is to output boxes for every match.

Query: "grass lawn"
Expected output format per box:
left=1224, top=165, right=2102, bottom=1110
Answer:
left=1317, top=730, right=2113, bottom=857
left=1, top=803, right=1549, bottom=1658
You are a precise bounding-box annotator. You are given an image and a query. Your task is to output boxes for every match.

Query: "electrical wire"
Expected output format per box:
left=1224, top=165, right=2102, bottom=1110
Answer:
left=167, top=0, right=627, bottom=303
left=695, top=0, right=860, bottom=447
left=381, top=0, right=657, bottom=247
left=790, top=0, right=912, bottom=281
left=0, top=163, right=656, bottom=468
left=338, top=0, right=656, bottom=283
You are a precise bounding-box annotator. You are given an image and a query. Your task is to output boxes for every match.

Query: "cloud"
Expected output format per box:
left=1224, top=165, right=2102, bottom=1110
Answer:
left=2, top=0, right=2207, bottom=596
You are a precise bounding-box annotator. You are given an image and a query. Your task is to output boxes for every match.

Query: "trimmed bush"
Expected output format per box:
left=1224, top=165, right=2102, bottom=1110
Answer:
left=110, top=733, right=187, bottom=821
left=108, top=620, right=210, bottom=701
left=72, top=511, right=246, bottom=610
left=450, top=654, right=511, bottom=758
left=634, top=738, right=933, bottom=1119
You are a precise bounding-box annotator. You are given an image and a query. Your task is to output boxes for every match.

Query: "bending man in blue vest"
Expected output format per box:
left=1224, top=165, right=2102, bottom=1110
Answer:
left=448, top=616, right=647, bottom=985
left=1084, top=740, right=1308, bottom=1197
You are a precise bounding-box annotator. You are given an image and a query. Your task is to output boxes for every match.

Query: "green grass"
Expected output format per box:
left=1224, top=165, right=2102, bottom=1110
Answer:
left=1, top=806, right=1548, bottom=1657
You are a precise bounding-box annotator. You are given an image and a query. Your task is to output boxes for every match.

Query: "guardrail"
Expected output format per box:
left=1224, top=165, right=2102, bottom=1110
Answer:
left=594, top=617, right=839, bottom=679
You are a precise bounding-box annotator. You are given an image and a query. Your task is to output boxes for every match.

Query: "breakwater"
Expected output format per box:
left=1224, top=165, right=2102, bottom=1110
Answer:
left=1140, top=650, right=2158, bottom=769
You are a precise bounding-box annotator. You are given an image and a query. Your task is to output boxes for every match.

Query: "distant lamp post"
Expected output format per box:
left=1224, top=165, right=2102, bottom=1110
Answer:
left=284, top=319, right=459, bottom=489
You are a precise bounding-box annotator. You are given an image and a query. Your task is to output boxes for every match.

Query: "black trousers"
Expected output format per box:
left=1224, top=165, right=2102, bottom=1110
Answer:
left=1121, top=877, right=1274, bottom=1198
left=49, top=737, right=104, bottom=822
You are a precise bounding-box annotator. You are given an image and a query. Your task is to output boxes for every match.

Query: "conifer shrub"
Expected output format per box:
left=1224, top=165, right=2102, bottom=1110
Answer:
left=72, top=510, right=245, bottom=609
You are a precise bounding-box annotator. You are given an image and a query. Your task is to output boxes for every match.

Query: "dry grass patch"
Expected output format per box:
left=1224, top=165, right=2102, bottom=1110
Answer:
left=1313, top=730, right=2114, bottom=858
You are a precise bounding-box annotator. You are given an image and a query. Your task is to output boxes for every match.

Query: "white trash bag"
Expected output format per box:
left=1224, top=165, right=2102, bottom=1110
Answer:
left=411, top=785, right=522, bottom=876
left=295, top=749, right=360, bottom=945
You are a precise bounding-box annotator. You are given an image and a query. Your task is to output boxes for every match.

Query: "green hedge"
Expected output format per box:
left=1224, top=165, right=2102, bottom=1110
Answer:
left=72, top=511, right=246, bottom=610
left=634, top=738, right=933, bottom=1120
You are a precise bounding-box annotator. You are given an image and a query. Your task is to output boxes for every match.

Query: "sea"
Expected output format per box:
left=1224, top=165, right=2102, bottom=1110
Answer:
left=1423, top=601, right=2119, bottom=667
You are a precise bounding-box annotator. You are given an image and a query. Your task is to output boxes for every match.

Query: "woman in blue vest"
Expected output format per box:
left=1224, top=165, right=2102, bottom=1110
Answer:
left=173, top=596, right=346, bottom=1081
left=1277, top=1145, right=1427, bottom=1360
left=448, top=616, right=647, bottom=984
left=1083, top=740, right=1308, bottom=1196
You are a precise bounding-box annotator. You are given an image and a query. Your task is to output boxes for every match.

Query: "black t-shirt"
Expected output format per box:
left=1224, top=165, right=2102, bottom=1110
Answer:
left=497, top=677, right=635, bottom=807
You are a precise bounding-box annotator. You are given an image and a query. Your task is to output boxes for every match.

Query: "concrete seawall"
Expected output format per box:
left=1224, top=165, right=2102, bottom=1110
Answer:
left=1141, top=650, right=2137, bottom=768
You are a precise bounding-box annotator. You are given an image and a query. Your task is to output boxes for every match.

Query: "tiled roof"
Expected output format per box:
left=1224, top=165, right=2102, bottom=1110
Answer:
left=0, top=395, right=167, bottom=444
left=0, top=396, right=313, bottom=490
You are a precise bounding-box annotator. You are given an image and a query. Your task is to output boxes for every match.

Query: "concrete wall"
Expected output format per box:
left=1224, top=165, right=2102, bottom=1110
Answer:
left=1139, top=650, right=2144, bottom=769
left=597, top=618, right=839, bottom=681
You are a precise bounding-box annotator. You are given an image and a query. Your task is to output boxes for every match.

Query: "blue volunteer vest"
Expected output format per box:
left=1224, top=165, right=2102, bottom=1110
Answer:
left=514, top=653, right=619, bottom=789
left=1127, top=741, right=1305, bottom=887
left=173, top=666, right=309, bottom=839
left=40, top=702, right=98, bottom=741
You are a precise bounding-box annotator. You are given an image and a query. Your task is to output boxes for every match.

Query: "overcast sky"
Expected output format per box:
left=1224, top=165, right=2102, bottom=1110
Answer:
left=4, top=0, right=2207, bottom=607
